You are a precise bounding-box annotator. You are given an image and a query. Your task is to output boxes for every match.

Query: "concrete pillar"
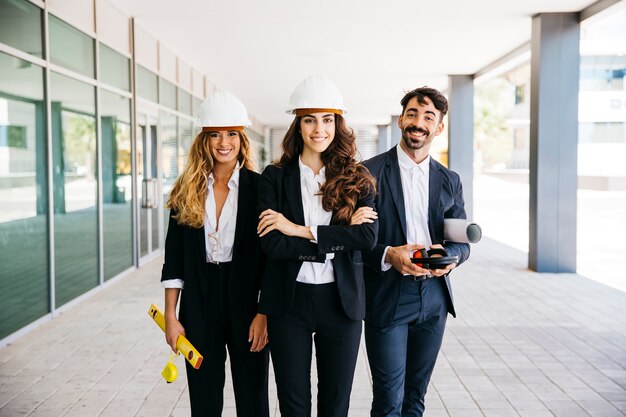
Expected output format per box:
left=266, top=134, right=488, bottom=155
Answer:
left=529, top=13, right=580, bottom=272
left=448, top=75, right=474, bottom=219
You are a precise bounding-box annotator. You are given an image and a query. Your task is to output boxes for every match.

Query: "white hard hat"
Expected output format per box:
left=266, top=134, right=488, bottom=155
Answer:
left=286, top=75, right=347, bottom=115
left=196, top=91, right=251, bottom=130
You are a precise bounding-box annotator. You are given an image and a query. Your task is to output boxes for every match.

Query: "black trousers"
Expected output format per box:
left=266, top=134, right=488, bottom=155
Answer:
left=268, top=281, right=362, bottom=417
left=365, top=277, right=449, bottom=417
left=185, top=262, right=269, bottom=417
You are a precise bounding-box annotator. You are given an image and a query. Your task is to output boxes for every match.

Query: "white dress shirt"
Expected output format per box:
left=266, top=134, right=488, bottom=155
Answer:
left=162, top=163, right=240, bottom=289
left=382, top=145, right=432, bottom=272
left=296, top=157, right=335, bottom=284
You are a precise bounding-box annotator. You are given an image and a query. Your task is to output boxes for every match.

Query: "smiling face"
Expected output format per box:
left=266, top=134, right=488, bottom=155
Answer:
left=398, top=96, right=444, bottom=152
left=207, top=130, right=241, bottom=167
left=299, top=112, right=336, bottom=157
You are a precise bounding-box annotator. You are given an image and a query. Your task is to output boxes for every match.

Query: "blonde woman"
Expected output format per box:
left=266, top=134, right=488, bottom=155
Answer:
left=161, top=92, right=269, bottom=417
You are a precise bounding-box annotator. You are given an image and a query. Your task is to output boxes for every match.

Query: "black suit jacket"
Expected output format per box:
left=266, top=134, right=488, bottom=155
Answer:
left=161, top=167, right=265, bottom=352
left=363, top=147, right=470, bottom=327
left=257, top=159, right=378, bottom=321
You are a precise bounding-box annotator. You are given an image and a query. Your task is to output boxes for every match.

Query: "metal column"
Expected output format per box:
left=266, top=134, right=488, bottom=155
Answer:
left=529, top=13, right=580, bottom=272
left=448, top=75, right=474, bottom=219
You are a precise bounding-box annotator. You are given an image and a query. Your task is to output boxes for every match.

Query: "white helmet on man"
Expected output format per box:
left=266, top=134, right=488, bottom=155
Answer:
left=286, top=75, right=347, bottom=115
left=196, top=91, right=251, bottom=131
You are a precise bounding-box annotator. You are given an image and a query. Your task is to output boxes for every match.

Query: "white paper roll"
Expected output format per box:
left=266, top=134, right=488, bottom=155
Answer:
left=444, top=219, right=482, bottom=243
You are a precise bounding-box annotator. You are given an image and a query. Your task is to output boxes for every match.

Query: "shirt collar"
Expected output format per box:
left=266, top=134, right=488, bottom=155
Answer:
left=298, top=156, right=326, bottom=181
left=396, top=144, right=430, bottom=176
left=208, top=161, right=241, bottom=190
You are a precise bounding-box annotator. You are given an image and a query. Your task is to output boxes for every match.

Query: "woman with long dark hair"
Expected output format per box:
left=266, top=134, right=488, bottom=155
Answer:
left=257, top=75, right=378, bottom=417
left=161, top=91, right=269, bottom=417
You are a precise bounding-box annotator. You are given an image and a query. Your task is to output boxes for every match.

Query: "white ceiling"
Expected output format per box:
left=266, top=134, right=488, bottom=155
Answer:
left=106, top=0, right=602, bottom=126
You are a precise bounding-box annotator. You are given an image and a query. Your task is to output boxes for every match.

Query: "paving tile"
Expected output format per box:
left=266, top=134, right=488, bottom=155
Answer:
left=2, top=239, right=626, bottom=416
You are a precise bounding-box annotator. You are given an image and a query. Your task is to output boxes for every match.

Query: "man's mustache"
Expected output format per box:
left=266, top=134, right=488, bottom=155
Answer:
left=405, top=125, right=429, bottom=135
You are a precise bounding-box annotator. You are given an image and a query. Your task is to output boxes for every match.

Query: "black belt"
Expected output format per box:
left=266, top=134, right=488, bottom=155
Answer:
left=405, top=274, right=436, bottom=281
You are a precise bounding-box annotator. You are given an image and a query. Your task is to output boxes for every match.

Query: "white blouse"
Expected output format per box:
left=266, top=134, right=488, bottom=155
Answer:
left=296, top=157, right=335, bottom=284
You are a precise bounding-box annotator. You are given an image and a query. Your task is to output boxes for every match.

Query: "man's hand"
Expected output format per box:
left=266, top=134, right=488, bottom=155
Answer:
left=427, top=244, right=456, bottom=277
left=385, top=243, right=429, bottom=276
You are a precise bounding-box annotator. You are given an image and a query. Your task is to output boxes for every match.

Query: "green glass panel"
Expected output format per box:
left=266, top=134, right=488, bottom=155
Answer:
left=160, top=78, right=176, bottom=110
left=100, top=90, right=132, bottom=280
left=0, top=0, right=43, bottom=58
left=50, top=72, right=97, bottom=307
left=178, top=89, right=191, bottom=115
left=136, top=65, right=158, bottom=102
left=99, top=43, right=130, bottom=91
left=0, top=51, right=47, bottom=339
left=49, top=15, right=94, bottom=78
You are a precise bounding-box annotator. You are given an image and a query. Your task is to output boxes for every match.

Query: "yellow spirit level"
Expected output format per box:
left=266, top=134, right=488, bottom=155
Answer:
left=148, top=304, right=203, bottom=369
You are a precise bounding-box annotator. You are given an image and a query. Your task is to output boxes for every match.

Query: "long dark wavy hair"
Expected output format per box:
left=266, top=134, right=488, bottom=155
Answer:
left=277, top=114, right=376, bottom=225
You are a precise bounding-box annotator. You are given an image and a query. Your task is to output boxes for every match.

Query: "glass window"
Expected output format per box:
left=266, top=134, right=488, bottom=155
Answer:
left=49, top=15, right=94, bottom=78
left=0, top=0, right=43, bottom=58
left=136, top=64, right=158, bottom=102
left=473, top=67, right=530, bottom=252
left=99, top=43, right=130, bottom=91
left=100, top=90, right=132, bottom=280
left=50, top=71, right=97, bottom=307
left=192, top=96, right=202, bottom=117
left=178, top=89, right=191, bottom=115
left=0, top=51, right=47, bottom=339
left=160, top=78, right=177, bottom=110
left=578, top=3, right=626, bottom=292
left=161, top=112, right=177, bottom=236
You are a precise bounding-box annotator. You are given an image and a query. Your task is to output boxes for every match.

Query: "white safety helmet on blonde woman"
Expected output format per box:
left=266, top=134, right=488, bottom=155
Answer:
left=285, top=75, right=347, bottom=116
left=196, top=91, right=251, bottom=131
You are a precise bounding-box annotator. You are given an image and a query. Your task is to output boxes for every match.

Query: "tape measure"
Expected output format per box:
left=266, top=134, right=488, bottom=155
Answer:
left=148, top=304, right=203, bottom=369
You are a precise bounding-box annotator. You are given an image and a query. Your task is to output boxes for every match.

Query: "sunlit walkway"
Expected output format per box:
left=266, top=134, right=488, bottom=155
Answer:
left=1, top=238, right=625, bottom=417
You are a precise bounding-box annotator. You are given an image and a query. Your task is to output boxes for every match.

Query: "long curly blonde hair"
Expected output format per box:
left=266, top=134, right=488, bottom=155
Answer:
left=166, top=130, right=255, bottom=228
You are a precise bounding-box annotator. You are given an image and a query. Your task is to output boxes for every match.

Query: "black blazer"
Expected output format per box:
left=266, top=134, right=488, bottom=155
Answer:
left=257, top=159, right=378, bottom=321
left=161, top=167, right=265, bottom=352
left=363, top=147, right=470, bottom=327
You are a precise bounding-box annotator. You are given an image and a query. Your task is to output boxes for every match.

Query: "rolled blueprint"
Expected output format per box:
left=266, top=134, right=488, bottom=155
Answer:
left=444, top=218, right=482, bottom=243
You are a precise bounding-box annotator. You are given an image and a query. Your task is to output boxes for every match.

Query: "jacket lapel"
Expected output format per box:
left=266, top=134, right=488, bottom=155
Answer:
left=385, top=148, right=407, bottom=240
left=284, top=159, right=305, bottom=225
left=428, top=158, right=442, bottom=241
left=231, top=166, right=250, bottom=262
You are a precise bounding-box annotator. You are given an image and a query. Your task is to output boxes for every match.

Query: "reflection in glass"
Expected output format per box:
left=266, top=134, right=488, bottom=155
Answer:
left=50, top=72, right=97, bottom=307
left=100, top=43, right=130, bottom=91
left=101, top=90, right=132, bottom=280
left=0, top=0, right=43, bottom=58
left=49, top=15, right=94, bottom=77
left=137, top=65, right=158, bottom=102
left=0, top=51, right=47, bottom=339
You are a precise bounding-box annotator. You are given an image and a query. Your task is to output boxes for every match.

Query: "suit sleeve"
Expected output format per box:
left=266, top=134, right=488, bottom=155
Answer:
left=161, top=210, right=186, bottom=281
left=258, top=166, right=326, bottom=263
left=316, top=189, right=378, bottom=253
left=443, top=174, right=470, bottom=266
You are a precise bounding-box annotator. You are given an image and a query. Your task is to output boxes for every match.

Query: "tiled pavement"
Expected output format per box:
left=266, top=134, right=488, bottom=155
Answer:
left=1, top=238, right=625, bottom=417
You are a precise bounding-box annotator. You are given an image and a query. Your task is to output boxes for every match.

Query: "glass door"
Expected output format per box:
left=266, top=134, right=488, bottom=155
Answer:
left=136, top=110, right=162, bottom=263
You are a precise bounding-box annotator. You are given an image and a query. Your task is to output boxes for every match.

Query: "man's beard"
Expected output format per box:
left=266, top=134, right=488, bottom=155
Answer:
left=401, top=125, right=431, bottom=149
